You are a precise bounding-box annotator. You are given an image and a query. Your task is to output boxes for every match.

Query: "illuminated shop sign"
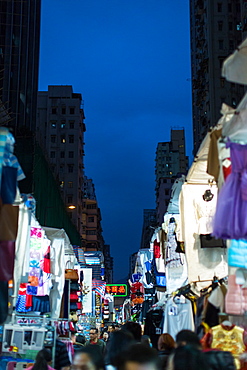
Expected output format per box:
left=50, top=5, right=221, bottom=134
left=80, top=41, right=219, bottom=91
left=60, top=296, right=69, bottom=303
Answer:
left=105, top=284, right=128, bottom=297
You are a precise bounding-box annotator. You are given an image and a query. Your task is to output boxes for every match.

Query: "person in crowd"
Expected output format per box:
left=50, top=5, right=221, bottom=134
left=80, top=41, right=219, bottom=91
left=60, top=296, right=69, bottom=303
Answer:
left=54, top=339, right=71, bottom=370
left=175, top=329, right=235, bottom=370
left=26, top=348, right=55, bottom=370
left=175, top=330, right=201, bottom=349
left=102, top=331, right=109, bottom=342
left=117, top=343, right=161, bottom=370
left=105, top=330, right=135, bottom=370
left=71, top=331, right=86, bottom=352
left=121, top=321, right=142, bottom=342
left=166, top=345, right=209, bottom=370
left=141, top=335, right=152, bottom=347
left=157, top=333, right=175, bottom=369
left=85, top=327, right=106, bottom=355
left=72, top=346, right=104, bottom=370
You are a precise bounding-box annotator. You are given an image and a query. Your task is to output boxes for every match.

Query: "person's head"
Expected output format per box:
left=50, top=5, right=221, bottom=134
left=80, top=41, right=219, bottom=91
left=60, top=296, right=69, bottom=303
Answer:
left=72, top=345, right=104, bottom=370
left=121, top=321, right=142, bottom=342
left=105, top=330, right=135, bottom=366
left=175, top=330, right=201, bottom=349
left=89, top=328, right=99, bottom=342
left=167, top=345, right=208, bottom=370
left=33, top=348, right=52, bottom=370
left=157, top=333, right=175, bottom=352
left=108, top=325, right=114, bottom=333
left=141, top=335, right=152, bottom=347
left=76, top=334, right=86, bottom=345
left=118, top=343, right=160, bottom=370
left=102, top=331, right=109, bottom=341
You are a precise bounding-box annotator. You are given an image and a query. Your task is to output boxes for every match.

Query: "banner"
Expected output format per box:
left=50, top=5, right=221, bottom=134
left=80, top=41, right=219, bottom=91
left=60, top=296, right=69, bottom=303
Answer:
left=81, top=268, right=92, bottom=313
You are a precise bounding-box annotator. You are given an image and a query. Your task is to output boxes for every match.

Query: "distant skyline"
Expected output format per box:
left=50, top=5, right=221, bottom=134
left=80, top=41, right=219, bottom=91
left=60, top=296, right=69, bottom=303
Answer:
left=39, top=0, right=192, bottom=281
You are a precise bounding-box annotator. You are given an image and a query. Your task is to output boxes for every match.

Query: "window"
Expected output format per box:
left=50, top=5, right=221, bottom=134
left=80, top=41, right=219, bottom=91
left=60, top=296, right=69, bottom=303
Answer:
left=86, top=230, right=97, bottom=235
left=229, top=40, right=234, bottom=50
left=217, top=3, right=222, bottom=12
left=220, top=78, right=225, bottom=87
left=228, top=3, right=232, bottom=12
left=51, top=121, right=57, bottom=128
left=232, top=98, right=237, bottom=107
left=70, top=107, right=75, bottom=114
left=88, top=216, right=94, bottom=222
left=51, top=165, right=56, bottom=172
left=60, top=181, right=64, bottom=188
left=69, top=121, right=75, bottom=129
left=218, top=40, right=223, bottom=49
left=237, top=23, right=242, bottom=31
left=51, top=135, right=56, bottom=143
left=61, top=135, right=66, bottom=143
left=165, top=189, right=170, bottom=196
left=68, top=181, right=73, bottom=188
left=62, top=107, right=66, bottom=114
left=52, top=107, right=57, bottom=114
left=86, top=204, right=97, bottom=209
left=67, top=195, right=73, bottom=204
left=69, top=135, right=74, bottom=143
left=50, top=151, right=55, bottom=158
left=69, top=151, right=74, bottom=158
left=236, top=3, right=240, bottom=12
left=61, top=120, right=66, bottom=128
left=68, top=164, right=74, bottom=173
left=60, top=151, right=65, bottom=158
left=219, top=57, right=225, bottom=68
left=229, top=21, right=233, bottom=31
left=60, top=165, right=64, bottom=173
left=218, top=21, right=223, bottom=31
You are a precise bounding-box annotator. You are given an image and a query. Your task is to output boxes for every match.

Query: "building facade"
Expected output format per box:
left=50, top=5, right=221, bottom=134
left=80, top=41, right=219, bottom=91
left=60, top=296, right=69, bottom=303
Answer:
left=36, top=85, right=86, bottom=236
left=0, top=0, right=41, bottom=133
left=140, top=209, right=157, bottom=250
left=155, top=129, right=188, bottom=223
left=190, top=0, right=244, bottom=154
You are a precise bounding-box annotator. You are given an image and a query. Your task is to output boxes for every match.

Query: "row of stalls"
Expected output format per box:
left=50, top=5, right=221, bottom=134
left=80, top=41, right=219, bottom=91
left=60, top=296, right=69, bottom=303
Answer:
left=0, top=127, right=105, bottom=367
left=125, top=39, right=247, bottom=369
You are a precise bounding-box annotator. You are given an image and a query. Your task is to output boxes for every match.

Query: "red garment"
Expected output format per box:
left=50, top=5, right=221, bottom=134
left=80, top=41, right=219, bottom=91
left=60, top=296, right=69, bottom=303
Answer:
left=25, top=294, right=32, bottom=308
left=153, top=239, right=161, bottom=258
left=223, top=158, right=232, bottom=179
left=43, top=245, right=51, bottom=273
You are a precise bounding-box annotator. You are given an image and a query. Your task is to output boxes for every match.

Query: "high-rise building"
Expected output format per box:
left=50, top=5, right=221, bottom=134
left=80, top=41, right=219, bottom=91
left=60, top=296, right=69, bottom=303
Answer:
left=140, top=209, right=157, bottom=250
left=36, top=85, right=86, bottom=236
left=155, top=129, right=188, bottom=223
left=0, top=0, right=41, bottom=133
left=190, top=0, right=244, bottom=154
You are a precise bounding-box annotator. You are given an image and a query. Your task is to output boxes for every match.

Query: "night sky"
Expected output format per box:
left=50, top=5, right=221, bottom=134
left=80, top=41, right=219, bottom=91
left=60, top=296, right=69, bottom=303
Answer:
left=39, top=0, right=192, bottom=281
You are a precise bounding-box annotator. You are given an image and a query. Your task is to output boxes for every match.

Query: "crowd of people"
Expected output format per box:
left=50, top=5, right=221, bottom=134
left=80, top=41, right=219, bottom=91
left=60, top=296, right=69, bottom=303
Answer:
left=28, top=322, right=238, bottom=370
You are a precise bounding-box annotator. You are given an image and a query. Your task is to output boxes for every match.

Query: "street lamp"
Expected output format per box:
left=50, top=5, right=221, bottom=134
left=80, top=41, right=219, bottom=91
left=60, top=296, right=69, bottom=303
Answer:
left=68, top=205, right=76, bottom=210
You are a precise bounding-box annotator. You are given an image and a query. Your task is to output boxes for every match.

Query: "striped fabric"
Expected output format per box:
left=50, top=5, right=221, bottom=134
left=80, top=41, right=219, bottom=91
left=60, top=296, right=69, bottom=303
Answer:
left=92, top=279, right=106, bottom=297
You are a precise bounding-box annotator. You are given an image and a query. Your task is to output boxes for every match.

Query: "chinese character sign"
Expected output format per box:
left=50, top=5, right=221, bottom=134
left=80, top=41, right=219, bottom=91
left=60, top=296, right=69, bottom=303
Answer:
left=106, top=284, right=127, bottom=297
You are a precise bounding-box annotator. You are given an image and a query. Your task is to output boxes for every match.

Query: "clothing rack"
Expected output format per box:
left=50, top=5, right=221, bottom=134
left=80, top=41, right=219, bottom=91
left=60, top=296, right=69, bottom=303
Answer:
left=2, top=313, right=56, bottom=366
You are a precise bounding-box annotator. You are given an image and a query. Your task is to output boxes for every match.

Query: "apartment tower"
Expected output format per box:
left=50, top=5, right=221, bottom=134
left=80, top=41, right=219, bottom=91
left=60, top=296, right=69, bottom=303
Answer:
left=36, top=85, right=86, bottom=236
left=190, top=0, right=244, bottom=154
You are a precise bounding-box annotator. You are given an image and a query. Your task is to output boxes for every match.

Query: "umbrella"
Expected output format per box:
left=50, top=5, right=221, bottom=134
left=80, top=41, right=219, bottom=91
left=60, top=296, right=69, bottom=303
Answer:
left=222, top=37, right=247, bottom=84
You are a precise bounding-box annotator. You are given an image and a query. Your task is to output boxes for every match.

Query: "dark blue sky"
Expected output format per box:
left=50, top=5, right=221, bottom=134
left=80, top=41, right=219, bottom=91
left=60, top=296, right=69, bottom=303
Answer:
left=39, top=0, right=192, bottom=281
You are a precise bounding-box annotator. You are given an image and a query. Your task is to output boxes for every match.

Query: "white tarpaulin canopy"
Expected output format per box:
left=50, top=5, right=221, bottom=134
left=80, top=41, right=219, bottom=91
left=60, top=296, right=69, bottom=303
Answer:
left=222, top=37, right=247, bottom=84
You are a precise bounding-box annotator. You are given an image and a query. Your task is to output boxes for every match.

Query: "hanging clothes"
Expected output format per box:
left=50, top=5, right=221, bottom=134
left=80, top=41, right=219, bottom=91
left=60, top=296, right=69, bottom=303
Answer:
left=213, top=140, right=247, bottom=240
left=163, top=295, right=195, bottom=339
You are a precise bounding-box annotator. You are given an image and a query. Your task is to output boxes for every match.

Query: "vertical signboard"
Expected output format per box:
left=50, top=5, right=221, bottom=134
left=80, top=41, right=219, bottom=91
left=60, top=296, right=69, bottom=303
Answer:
left=81, top=268, right=92, bottom=313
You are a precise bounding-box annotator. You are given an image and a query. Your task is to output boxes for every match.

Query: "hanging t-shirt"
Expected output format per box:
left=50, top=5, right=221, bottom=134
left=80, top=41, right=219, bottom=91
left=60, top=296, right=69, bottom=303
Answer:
left=163, top=296, right=195, bottom=339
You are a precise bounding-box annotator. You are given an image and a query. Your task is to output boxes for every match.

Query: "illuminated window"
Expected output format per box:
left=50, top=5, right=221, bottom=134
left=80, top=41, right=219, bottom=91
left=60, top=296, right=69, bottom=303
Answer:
left=60, top=181, right=64, bottom=188
left=68, top=181, right=73, bottom=188
left=61, top=135, right=66, bottom=143
left=61, top=120, right=66, bottom=128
